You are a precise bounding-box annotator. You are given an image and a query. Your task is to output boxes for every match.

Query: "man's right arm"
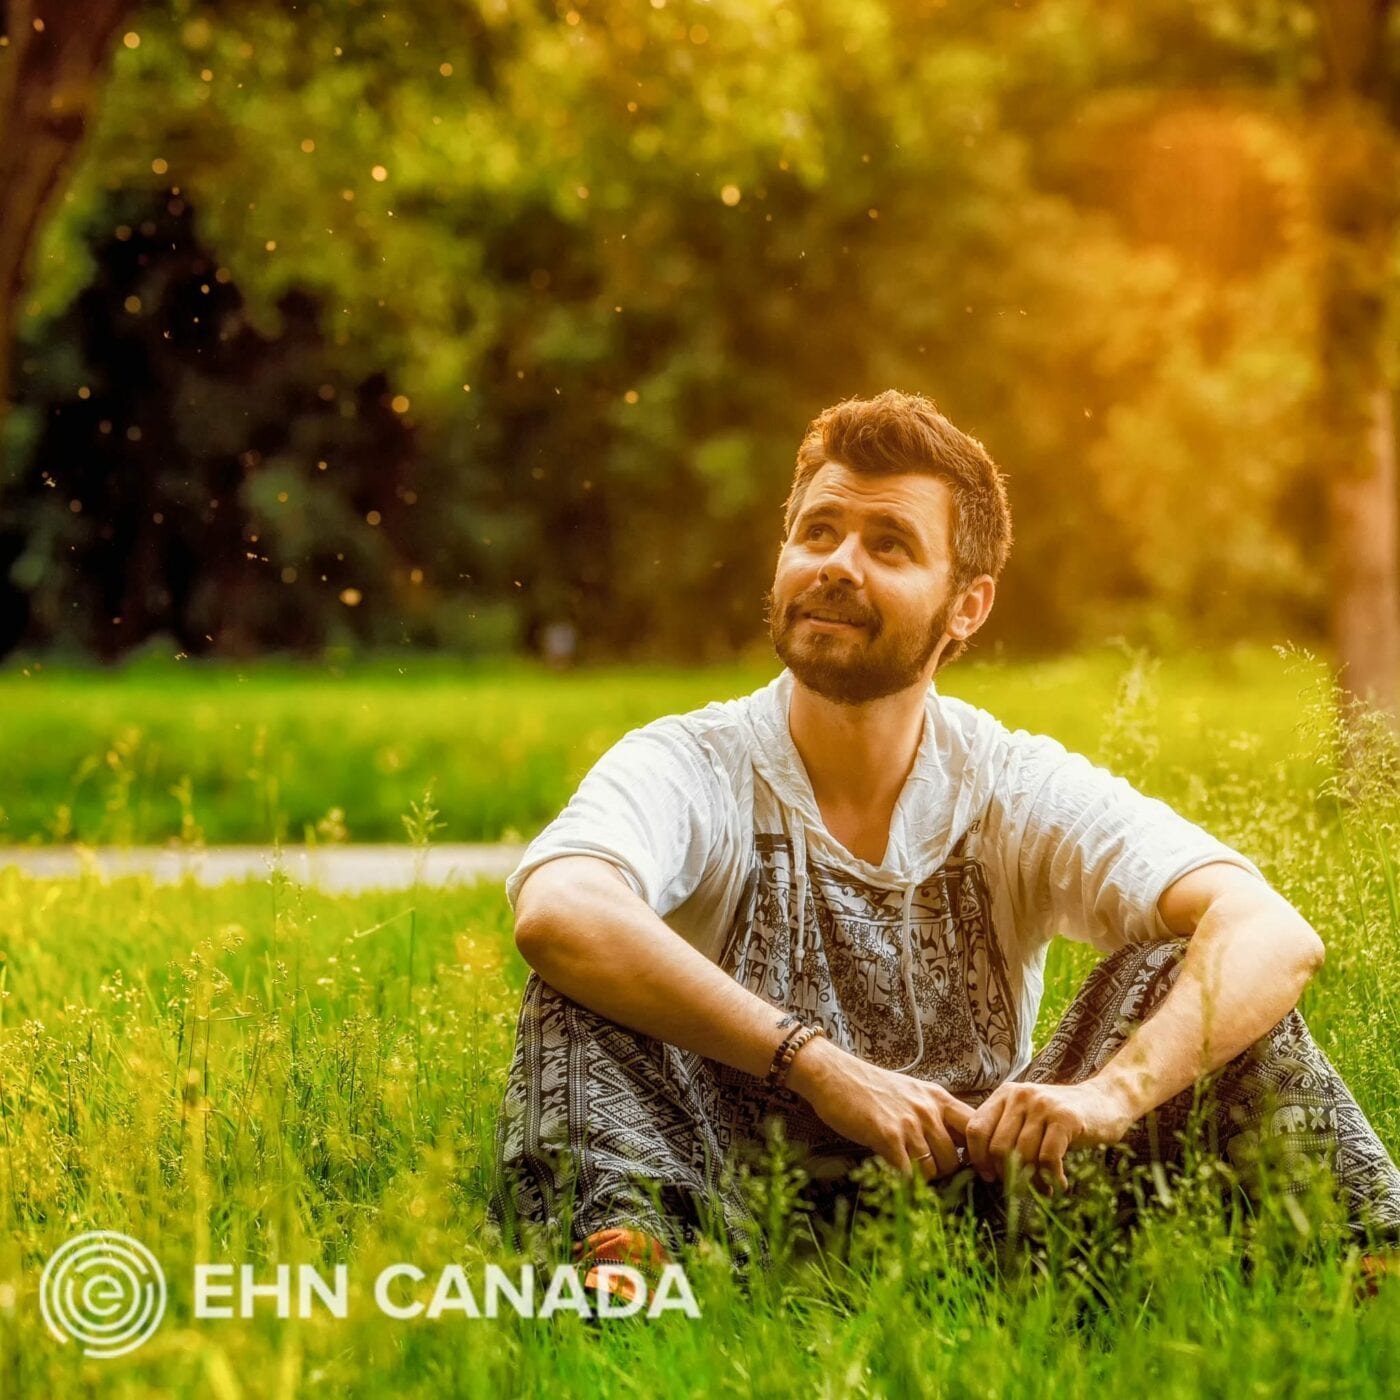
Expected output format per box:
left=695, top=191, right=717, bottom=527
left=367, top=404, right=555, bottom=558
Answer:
left=514, top=854, right=810, bottom=1079
left=513, top=853, right=973, bottom=1176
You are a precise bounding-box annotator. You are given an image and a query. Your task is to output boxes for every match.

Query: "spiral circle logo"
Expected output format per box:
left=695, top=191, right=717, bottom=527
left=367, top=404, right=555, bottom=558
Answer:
left=39, top=1232, right=167, bottom=1359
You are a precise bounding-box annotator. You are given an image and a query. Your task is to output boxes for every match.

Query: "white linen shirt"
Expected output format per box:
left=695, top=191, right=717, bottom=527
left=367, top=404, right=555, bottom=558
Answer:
left=506, top=669, right=1264, bottom=1086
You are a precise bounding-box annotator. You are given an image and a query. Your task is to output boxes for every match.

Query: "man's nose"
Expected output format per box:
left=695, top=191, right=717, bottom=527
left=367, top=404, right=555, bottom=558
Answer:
left=818, top=531, right=865, bottom=587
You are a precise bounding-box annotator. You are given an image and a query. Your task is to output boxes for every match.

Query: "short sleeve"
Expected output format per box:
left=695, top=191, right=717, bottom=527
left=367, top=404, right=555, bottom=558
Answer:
left=1003, top=735, right=1267, bottom=955
left=504, top=719, right=725, bottom=918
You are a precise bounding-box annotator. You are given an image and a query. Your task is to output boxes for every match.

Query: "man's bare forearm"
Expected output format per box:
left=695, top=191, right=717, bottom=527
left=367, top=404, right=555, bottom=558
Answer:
left=512, top=854, right=818, bottom=1081
left=1091, top=882, right=1326, bottom=1123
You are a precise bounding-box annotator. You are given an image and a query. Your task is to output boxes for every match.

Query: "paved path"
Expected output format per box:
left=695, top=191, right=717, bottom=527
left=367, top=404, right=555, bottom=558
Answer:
left=0, top=843, right=526, bottom=894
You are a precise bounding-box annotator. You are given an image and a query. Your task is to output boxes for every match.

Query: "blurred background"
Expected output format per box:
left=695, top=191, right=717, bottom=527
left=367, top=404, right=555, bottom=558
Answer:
left=11, top=17, right=1400, bottom=1393
left=0, top=0, right=1398, bottom=847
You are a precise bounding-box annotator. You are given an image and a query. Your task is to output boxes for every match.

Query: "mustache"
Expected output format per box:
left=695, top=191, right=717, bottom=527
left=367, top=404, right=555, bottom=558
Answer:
left=781, top=586, right=880, bottom=631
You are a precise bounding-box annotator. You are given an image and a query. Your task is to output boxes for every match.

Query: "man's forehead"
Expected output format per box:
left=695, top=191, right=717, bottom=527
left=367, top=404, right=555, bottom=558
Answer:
left=797, top=463, right=950, bottom=534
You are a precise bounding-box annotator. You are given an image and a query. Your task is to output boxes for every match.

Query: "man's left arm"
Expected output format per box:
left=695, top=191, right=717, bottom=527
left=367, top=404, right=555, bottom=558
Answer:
left=963, top=861, right=1326, bottom=1190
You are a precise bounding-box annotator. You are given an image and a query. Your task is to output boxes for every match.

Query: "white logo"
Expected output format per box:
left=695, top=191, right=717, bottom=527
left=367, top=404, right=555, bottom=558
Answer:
left=39, top=1233, right=698, bottom=1358
left=39, top=1231, right=167, bottom=1358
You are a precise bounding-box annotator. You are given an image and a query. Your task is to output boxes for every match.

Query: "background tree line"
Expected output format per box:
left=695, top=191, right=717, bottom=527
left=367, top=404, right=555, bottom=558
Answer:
left=1, top=0, right=1396, bottom=710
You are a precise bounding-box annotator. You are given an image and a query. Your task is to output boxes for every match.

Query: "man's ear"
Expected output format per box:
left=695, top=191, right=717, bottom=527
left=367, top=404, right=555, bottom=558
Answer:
left=947, top=576, right=996, bottom=641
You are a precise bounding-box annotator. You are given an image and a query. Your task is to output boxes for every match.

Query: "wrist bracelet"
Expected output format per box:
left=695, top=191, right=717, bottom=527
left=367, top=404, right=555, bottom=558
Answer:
left=766, top=1020, right=808, bottom=1080
left=766, top=1022, right=825, bottom=1090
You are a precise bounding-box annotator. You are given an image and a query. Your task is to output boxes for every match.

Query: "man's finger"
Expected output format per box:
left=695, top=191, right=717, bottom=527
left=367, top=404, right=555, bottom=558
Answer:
left=1039, top=1121, right=1073, bottom=1192
left=939, top=1093, right=973, bottom=1143
left=964, top=1096, right=1005, bottom=1179
left=1012, top=1117, right=1047, bottom=1186
left=987, top=1104, right=1027, bottom=1181
left=884, top=1138, right=912, bottom=1175
left=918, top=1116, right=962, bottom=1179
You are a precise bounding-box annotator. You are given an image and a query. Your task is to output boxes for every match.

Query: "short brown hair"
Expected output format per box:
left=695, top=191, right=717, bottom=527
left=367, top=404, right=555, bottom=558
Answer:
left=784, top=390, right=1013, bottom=666
left=784, top=389, right=1013, bottom=666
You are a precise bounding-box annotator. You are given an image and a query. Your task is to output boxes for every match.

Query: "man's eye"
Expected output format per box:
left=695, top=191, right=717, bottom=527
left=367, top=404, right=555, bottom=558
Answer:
left=805, top=523, right=832, bottom=541
left=877, top=537, right=909, bottom=555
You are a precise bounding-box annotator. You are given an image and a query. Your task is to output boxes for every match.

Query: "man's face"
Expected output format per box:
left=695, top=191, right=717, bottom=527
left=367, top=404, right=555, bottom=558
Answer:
left=767, top=462, right=960, bottom=705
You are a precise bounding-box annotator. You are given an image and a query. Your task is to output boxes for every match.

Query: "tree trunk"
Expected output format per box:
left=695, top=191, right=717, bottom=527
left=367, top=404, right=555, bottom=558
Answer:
left=1314, top=0, right=1400, bottom=726
left=0, top=0, right=136, bottom=464
left=1328, top=384, right=1400, bottom=717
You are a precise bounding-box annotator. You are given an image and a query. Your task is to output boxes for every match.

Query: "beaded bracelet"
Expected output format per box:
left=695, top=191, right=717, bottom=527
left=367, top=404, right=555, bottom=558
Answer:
left=765, top=1022, right=826, bottom=1090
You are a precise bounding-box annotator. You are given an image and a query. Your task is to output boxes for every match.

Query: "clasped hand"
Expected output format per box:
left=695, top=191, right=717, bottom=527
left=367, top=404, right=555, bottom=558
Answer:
left=795, top=1039, right=1133, bottom=1193
left=960, top=1079, right=1134, bottom=1191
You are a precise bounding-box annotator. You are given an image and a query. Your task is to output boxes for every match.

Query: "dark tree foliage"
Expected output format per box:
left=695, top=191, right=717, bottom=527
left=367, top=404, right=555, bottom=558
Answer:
left=1, top=0, right=1395, bottom=672
left=4, top=191, right=429, bottom=657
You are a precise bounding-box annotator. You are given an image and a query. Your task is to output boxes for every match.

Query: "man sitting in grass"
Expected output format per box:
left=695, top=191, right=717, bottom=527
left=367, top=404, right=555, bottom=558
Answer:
left=489, top=389, right=1400, bottom=1297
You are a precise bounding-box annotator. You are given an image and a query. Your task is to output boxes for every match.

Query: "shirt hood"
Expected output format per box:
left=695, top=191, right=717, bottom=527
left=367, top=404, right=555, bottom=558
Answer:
left=737, top=667, right=1006, bottom=888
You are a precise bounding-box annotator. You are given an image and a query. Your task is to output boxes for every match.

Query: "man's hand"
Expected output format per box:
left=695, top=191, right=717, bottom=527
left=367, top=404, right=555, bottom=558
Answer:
left=786, top=1036, right=974, bottom=1180
left=963, top=1079, right=1135, bottom=1192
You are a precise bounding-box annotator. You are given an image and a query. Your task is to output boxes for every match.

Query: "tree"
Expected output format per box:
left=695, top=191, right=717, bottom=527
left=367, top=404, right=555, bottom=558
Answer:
left=3, top=0, right=1394, bottom=671
left=0, top=0, right=139, bottom=454
left=1311, top=0, right=1399, bottom=722
left=6, top=188, right=425, bottom=659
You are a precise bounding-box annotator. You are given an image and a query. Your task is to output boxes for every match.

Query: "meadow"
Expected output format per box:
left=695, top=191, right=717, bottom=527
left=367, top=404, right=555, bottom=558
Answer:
left=3, top=646, right=1400, bottom=1396
left=0, top=645, right=1332, bottom=846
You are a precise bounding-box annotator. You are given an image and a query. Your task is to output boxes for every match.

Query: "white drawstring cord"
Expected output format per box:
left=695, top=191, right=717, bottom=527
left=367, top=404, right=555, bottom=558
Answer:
left=891, top=880, right=926, bottom=1074
left=792, top=822, right=809, bottom=976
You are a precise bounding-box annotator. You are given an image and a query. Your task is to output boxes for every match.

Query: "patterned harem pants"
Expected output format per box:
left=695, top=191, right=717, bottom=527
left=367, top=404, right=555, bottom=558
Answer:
left=488, top=938, right=1400, bottom=1267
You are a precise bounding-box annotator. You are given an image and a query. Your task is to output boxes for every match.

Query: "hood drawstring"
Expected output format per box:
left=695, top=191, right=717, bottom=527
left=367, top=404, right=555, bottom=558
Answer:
left=890, top=880, right=926, bottom=1075
left=791, top=822, right=811, bottom=977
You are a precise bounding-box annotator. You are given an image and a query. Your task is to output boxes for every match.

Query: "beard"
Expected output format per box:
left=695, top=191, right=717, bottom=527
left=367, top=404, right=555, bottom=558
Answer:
left=765, top=581, right=953, bottom=705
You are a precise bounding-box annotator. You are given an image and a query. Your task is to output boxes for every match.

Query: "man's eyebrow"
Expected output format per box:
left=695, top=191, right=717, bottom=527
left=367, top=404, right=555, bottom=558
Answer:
left=795, top=502, right=924, bottom=545
left=864, top=511, right=922, bottom=542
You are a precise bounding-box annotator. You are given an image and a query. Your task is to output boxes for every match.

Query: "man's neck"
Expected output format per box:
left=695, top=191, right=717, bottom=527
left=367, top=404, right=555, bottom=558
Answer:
left=786, top=676, right=931, bottom=834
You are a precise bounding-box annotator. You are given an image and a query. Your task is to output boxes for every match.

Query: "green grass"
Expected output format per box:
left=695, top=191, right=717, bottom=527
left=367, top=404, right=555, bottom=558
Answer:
left=0, top=644, right=1336, bottom=845
left=4, top=646, right=1400, bottom=1395
left=2, top=805, right=1400, bottom=1397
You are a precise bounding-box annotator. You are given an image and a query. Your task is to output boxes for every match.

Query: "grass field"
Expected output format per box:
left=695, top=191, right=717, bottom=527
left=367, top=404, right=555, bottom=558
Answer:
left=0, top=645, right=1334, bottom=846
left=4, top=647, right=1400, bottom=1395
